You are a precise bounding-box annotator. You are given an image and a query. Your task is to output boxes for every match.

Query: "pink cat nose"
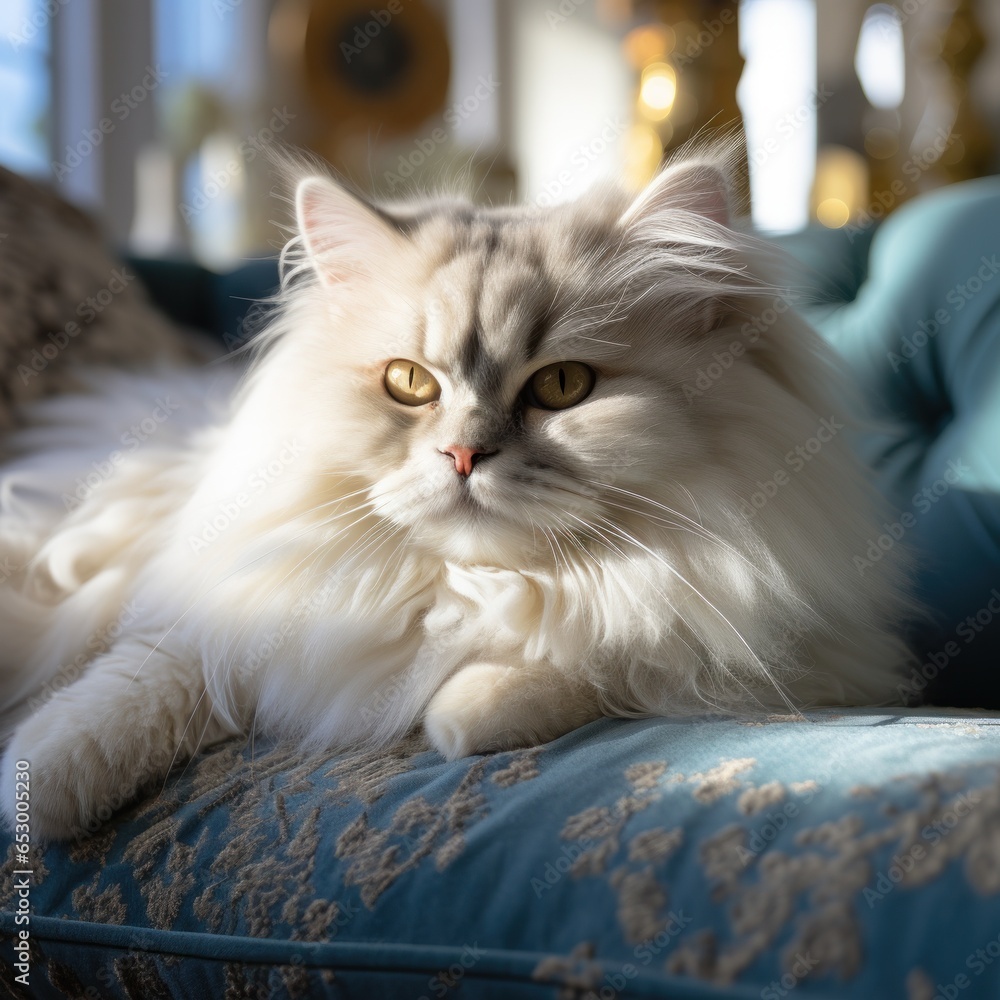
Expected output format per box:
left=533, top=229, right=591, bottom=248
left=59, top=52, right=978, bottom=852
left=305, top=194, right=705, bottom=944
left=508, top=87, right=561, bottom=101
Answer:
left=440, top=445, right=496, bottom=476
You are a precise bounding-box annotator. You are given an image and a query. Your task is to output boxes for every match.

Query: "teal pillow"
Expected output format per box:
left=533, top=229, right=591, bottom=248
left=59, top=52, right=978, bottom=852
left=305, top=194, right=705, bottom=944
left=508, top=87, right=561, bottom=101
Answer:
left=807, top=178, right=1000, bottom=707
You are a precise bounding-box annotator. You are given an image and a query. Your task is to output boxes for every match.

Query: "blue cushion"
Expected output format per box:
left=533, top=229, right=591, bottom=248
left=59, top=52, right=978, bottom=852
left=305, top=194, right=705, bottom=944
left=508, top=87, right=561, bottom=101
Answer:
left=806, top=178, right=1000, bottom=707
left=3, top=710, right=1000, bottom=998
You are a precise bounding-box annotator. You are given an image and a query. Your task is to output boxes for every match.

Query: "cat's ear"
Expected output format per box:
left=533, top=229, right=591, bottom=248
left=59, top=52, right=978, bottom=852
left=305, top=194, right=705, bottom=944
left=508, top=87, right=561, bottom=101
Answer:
left=295, top=177, right=404, bottom=285
left=619, top=159, right=731, bottom=230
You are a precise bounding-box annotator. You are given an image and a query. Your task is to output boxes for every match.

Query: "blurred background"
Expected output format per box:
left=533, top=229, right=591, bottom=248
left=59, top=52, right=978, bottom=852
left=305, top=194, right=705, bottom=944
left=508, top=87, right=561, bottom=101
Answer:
left=1, top=0, right=998, bottom=268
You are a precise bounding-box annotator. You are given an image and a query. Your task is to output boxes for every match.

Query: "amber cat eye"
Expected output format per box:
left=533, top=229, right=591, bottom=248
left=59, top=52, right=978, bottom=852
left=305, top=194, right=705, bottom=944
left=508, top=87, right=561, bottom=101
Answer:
left=384, top=360, right=441, bottom=405
left=524, top=361, right=595, bottom=410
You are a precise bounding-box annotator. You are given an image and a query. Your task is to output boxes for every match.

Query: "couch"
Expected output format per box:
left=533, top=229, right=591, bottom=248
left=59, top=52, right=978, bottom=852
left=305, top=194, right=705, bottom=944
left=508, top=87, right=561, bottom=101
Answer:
left=2, top=178, right=1000, bottom=999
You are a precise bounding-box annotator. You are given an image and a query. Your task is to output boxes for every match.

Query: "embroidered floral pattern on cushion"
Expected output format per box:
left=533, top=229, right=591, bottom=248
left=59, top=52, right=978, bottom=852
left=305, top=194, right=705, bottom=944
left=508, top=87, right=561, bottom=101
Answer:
left=3, top=711, right=1000, bottom=998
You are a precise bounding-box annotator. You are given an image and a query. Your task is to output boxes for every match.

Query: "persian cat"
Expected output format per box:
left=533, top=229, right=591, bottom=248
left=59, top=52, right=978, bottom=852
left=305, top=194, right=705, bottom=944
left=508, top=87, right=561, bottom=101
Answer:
left=0, top=151, right=911, bottom=841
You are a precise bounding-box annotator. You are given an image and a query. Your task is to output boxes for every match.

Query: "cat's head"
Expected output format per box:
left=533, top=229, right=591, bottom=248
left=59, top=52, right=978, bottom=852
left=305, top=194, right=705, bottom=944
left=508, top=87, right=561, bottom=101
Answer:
left=269, top=152, right=774, bottom=567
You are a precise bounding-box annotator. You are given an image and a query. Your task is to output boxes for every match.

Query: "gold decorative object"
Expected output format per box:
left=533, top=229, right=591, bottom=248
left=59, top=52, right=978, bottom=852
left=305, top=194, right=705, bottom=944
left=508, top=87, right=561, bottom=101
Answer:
left=935, top=0, right=992, bottom=184
left=864, top=0, right=993, bottom=213
left=271, top=0, right=450, bottom=167
left=625, top=2, right=749, bottom=206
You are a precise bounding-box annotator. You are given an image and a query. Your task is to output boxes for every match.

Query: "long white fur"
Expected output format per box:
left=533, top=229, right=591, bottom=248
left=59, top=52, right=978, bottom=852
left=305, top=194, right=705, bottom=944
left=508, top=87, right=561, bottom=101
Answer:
left=0, top=149, right=913, bottom=840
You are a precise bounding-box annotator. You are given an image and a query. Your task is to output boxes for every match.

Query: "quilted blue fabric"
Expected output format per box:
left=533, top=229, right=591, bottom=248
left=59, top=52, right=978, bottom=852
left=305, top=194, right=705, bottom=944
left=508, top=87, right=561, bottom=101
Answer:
left=3, top=178, right=1000, bottom=998
left=3, top=710, right=1000, bottom=999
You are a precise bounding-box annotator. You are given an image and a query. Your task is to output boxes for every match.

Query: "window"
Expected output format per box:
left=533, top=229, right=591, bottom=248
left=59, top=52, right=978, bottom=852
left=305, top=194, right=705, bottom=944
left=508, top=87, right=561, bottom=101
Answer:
left=0, top=0, right=52, bottom=175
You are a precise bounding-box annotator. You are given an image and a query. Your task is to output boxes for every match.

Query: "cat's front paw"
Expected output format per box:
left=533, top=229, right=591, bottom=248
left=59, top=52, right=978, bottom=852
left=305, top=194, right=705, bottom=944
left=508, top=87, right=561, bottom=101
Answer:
left=424, top=662, right=597, bottom=760
left=424, top=664, right=521, bottom=759
left=1, top=703, right=169, bottom=842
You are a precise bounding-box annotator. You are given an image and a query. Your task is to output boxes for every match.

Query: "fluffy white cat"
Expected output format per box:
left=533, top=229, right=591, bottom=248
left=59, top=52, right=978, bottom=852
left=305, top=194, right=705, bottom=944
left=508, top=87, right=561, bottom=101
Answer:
left=0, top=152, right=912, bottom=840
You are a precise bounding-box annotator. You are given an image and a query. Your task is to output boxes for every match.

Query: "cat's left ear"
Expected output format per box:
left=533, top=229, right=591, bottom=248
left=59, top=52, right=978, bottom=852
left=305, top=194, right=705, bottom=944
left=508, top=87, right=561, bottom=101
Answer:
left=295, top=176, right=405, bottom=285
left=619, top=159, right=731, bottom=231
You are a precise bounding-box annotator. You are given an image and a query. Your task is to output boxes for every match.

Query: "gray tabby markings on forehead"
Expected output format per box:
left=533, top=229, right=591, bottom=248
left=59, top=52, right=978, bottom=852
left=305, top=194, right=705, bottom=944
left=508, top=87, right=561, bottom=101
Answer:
left=457, top=228, right=558, bottom=385
left=523, top=301, right=552, bottom=361
left=395, top=203, right=554, bottom=383
left=446, top=214, right=502, bottom=270
left=481, top=238, right=553, bottom=362
left=453, top=221, right=499, bottom=385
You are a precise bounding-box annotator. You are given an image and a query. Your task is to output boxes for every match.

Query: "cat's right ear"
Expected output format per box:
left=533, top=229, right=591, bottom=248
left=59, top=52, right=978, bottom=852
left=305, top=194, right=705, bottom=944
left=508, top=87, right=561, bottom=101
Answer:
left=619, top=158, right=732, bottom=231
left=295, top=177, right=404, bottom=285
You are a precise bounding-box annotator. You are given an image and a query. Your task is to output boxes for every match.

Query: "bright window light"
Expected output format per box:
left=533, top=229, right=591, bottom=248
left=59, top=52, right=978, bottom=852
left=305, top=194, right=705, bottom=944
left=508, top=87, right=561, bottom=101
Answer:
left=0, top=0, right=52, bottom=175
left=639, top=62, right=676, bottom=120
left=737, top=0, right=817, bottom=234
left=855, top=4, right=905, bottom=110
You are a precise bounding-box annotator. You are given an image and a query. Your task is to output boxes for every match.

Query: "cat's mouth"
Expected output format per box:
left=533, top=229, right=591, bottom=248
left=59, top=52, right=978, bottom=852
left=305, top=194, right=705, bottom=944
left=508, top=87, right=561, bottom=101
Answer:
left=376, top=460, right=593, bottom=566
left=444, top=473, right=497, bottom=515
left=422, top=470, right=530, bottom=542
